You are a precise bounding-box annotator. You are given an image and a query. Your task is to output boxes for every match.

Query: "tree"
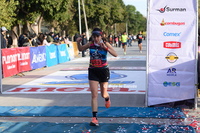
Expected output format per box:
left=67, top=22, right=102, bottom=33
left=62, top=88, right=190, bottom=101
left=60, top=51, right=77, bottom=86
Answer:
left=0, top=0, right=18, bottom=30
left=125, top=5, right=146, bottom=34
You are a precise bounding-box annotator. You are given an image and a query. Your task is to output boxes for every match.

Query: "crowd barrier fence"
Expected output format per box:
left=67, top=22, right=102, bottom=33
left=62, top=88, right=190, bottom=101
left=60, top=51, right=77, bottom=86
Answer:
left=1, top=42, right=78, bottom=78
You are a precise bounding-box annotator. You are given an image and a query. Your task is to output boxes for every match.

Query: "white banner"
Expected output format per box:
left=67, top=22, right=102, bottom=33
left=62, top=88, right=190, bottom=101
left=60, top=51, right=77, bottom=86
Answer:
left=147, top=0, right=198, bottom=106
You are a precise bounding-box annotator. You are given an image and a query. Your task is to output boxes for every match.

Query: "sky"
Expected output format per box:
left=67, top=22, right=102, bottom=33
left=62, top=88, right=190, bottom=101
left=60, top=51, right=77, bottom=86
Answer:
left=123, top=0, right=147, bottom=17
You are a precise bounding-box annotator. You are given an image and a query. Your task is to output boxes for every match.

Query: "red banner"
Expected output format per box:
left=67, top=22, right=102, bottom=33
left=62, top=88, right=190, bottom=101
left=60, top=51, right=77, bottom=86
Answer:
left=2, top=48, right=19, bottom=78
left=17, top=47, right=31, bottom=73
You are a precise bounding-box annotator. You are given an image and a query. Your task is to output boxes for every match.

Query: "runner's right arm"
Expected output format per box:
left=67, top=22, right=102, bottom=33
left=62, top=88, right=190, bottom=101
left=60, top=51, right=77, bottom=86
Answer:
left=76, top=37, right=91, bottom=51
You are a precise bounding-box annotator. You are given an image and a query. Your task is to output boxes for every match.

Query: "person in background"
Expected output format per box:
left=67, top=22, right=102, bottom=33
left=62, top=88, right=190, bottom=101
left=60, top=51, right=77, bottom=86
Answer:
left=137, top=31, right=143, bottom=53
left=118, top=34, right=122, bottom=48
left=82, top=32, right=87, bottom=57
left=31, top=34, right=38, bottom=47
left=6, top=33, right=13, bottom=48
left=115, top=36, right=119, bottom=47
left=108, top=33, right=114, bottom=46
left=74, top=33, right=79, bottom=42
left=1, top=27, right=7, bottom=49
left=20, top=33, right=29, bottom=47
left=128, top=34, right=132, bottom=47
left=121, top=31, right=129, bottom=55
left=42, top=35, right=53, bottom=46
left=47, top=32, right=54, bottom=43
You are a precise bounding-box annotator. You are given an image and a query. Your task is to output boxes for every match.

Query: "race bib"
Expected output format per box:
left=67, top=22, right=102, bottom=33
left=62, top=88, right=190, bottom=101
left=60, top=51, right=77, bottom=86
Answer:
left=91, top=59, right=102, bottom=66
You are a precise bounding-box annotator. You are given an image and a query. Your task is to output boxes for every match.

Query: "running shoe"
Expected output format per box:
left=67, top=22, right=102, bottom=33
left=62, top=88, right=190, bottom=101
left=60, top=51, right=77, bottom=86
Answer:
left=140, top=51, right=142, bottom=53
left=124, top=52, right=126, bottom=55
left=105, top=99, right=111, bottom=108
left=90, top=117, right=99, bottom=126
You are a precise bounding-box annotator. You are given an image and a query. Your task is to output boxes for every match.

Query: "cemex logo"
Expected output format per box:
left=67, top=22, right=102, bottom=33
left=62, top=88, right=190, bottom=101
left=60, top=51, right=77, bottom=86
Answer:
left=157, top=5, right=186, bottom=13
left=163, top=81, right=180, bottom=87
left=163, top=32, right=181, bottom=37
left=167, top=67, right=177, bottom=76
left=163, top=41, right=181, bottom=49
left=161, top=19, right=185, bottom=26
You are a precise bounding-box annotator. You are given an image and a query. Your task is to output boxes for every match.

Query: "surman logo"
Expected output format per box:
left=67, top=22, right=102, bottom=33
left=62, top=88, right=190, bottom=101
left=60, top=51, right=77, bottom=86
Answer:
left=157, top=5, right=186, bottom=13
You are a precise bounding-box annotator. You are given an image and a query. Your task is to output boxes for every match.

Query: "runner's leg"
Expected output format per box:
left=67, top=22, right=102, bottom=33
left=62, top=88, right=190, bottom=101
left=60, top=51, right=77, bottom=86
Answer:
left=100, top=82, right=110, bottom=108
left=89, top=80, right=99, bottom=112
left=89, top=80, right=99, bottom=126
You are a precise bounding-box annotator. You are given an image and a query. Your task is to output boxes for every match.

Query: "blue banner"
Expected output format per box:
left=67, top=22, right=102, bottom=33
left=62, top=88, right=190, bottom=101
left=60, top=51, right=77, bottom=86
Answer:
left=46, top=45, right=58, bottom=67
left=57, top=44, right=70, bottom=63
left=30, top=46, right=47, bottom=70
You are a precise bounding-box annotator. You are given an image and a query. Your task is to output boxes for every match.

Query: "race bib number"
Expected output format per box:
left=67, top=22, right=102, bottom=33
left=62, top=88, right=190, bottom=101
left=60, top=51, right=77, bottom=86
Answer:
left=91, top=59, right=102, bottom=66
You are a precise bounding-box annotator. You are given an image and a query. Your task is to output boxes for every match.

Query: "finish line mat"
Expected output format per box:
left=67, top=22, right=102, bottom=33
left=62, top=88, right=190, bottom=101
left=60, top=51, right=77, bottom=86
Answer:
left=0, top=106, right=185, bottom=118
left=4, top=71, right=146, bottom=94
left=0, top=122, right=195, bottom=133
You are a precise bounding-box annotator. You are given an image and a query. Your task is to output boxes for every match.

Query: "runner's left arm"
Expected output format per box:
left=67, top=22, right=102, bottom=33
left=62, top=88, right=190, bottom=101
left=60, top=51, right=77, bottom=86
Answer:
left=99, top=42, right=117, bottom=57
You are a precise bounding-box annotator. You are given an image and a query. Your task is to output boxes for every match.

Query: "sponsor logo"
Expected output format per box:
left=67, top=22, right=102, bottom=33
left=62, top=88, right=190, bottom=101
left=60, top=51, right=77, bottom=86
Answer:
left=60, top=51, right=66, bottom=57
left=165, top=52, right=178, bottom=63
left=163, top=81, right=180, bottom=87
left=157, top=5, right=186, bottom=13
left=161, top=19, right=185, bottom=26
left=167, top=67, right=177, bottom=76
left=163, top=32, right=181, bottom=37
left=50, top=52, right=56, bottom=59
left=163, top=41, right=181, bottom=49
left=32, top=53, right=46, bottom=64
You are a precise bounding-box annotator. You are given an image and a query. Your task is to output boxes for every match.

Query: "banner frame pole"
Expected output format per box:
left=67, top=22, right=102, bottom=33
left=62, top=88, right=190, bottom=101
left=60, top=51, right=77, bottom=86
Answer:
left=145, top=0, right=150, bottom=107
left=0, top=33, right=2, bottom=94
left=195, top=0, right=199, bottom=109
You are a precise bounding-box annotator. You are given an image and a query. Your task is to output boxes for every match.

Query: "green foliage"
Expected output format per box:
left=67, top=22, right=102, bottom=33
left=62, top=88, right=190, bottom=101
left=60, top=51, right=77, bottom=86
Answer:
left=0, top=0, right=18, bottom=30
left=126, top=5, right=146, bottom=34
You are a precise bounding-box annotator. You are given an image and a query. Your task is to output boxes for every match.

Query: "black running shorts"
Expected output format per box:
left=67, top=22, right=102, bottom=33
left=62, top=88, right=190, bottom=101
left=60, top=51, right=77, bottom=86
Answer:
left=88, top=67, right=110, bottom=83
left=138, top=41, right=142, bottom=45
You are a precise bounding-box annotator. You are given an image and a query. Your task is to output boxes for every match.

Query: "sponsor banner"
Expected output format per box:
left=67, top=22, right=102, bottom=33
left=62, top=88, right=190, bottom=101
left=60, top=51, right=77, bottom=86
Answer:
left=30, top=46, right=47, bottom=70
left=2, top=48, right=19, bottom=78
left=57, top=44, right=70, bottom=64
left=45, top=45, right=58, bottom=67
left=17, top=47, right=31, bottom=73
left=147, top=0, right=197, bottom=106
left=67, top=42, right=75, bottom=60
left=4, top=71, right=146, bottom=94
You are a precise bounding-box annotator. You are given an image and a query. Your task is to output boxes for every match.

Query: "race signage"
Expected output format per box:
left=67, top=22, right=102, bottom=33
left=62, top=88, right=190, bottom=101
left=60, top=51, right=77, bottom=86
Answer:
left=46, top=45, right=58, bottom=67
left=2, top=48, right=19, bottom=78
left=17, top=47, right=31, bottom=73
left=30, top=46, right=47, bottom=70
left=147, top=0, right=197, bottom=106
left=57, top=44, right=70, bottom=63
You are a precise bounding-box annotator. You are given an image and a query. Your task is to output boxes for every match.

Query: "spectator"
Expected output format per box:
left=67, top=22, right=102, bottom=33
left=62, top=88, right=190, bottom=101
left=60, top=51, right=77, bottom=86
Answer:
left=6, top=33, right=13, bottom=48
left=47, top=32, right=54, bottom=43
left=42, top=35, right=53, bottom=46
left=1, top=27, right=7, bottom=49
left=82, top=32, right=87, bottom=57
left=31, top=34, right=38, bottom=47
left=64, top=35, right=70, bottom=44
left=74, top=33, right=79, bottom=42
left=20, top=33, right=29, bottom=47
left=108, top=33, right=114, bottom=46
left=89, top=35, right=93, bottom=42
